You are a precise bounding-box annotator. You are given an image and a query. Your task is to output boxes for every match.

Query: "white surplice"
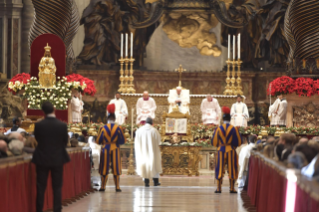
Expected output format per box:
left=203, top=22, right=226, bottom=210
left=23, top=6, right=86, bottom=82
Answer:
left=71, top=96, right=83, bottom=123
left=238, top=143, right=255, bottom=187
left=200, top=98, right=221, bottom=125
left=108, top=98, right=128, bottom=125
left=134, top=123, right=162, bottom=179
left=136, top=97, right=157, bottom=124
left=168, top=89, right=190, bottom=114
left=269, top=99, right=287, bottom=126
left=230, top=102, right=249, bottom=127
left=88, top=136, right=101, bottom=170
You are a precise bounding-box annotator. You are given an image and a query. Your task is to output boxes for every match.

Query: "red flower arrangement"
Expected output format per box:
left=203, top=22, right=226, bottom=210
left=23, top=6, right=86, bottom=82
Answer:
left=267, top=76, right=295, bottom=96
left=7, top=73, right=30, bottom=94
left=66, top=74, right=96, bottom=96
left=294, top=77, right=314, bottom=97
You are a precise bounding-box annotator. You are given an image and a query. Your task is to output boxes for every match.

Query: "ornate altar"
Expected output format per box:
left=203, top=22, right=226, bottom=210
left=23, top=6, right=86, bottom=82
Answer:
left=160, top=145, right=202, bottom=176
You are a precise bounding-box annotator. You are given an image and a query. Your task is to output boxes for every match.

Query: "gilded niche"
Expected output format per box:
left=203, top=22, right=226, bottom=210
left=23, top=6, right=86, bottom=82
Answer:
left=162, top=12, right=222, bottom=57
left=293, top=102, right=319, bottom=127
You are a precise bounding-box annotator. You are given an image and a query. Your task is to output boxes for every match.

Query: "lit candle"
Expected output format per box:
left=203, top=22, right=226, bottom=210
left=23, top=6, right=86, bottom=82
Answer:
left=233, top=35, right=236, bottom=60
left=238, top=33, right=241, bottom=60
left=131, top=32, right=133, bottom=58
left=120, top=34, right=123, bottom=58
left=125, top=33, right=128, bottom=58
left=228, top=34, right=230, bottom=59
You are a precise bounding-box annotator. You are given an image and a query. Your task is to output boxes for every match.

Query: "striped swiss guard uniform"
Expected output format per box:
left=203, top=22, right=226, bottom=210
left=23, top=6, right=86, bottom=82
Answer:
left=211, top=123, right=242, bottom=193
left=96, top=123, right=126, bottom=191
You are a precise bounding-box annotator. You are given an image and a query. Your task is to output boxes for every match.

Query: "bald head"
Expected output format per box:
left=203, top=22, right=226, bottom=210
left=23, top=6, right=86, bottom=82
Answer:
left=0, top=140, right=7, bottom=152
left=143, top=91, right=149, bottom=99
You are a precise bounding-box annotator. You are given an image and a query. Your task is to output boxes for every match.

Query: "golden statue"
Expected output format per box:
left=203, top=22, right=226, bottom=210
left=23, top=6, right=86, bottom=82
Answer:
left=38, top=44, right=56, bottom=88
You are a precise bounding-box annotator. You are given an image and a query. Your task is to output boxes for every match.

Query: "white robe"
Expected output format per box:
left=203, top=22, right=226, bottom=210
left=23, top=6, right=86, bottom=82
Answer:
left=108, top=98, right=128, bottom=125
left=136, top=97, right=157, bottom=124
left=71, top=97, right=83, bottom=123
left=88, top=136, right=101, bottom=170
left=134, top=124, right=162, bottom=179
left=269, top=99, right=287, bottom=126
left=230, top=102, right=249, bottom=127
left=200, top=98, right=221, bottom=125
left=238, top=143, right=255, bottom=187
left=168, top=89, right=190, bottom=114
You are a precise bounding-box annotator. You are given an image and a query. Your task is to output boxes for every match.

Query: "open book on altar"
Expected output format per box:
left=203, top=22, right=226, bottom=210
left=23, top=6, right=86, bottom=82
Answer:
left=165, top=118, right=187, bottom=134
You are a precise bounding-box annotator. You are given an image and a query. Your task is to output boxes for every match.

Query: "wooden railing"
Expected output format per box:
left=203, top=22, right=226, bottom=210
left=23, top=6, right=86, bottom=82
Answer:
left=0, top=147, right=93, bottom=212
left=247, top=151, right=319, bottom=212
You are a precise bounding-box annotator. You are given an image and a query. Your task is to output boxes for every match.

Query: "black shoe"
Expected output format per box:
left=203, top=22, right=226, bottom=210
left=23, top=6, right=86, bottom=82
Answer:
left=99, top=189, right=105, bottom=192
left=154, top=182, right=161, bottom=186
left=153, top=178, right=161, bottom=186
left=215, top=190, right=221, bottom=193
left=230, top=190, right=238, bottom=194
left=145, top=178, right=150, bottom=187
left=116, top=189, right=122, bottom=192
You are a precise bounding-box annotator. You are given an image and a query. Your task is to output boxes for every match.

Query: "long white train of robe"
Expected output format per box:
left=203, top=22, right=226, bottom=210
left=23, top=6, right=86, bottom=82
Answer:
left=238, top=143, right=255, bottom=187
left=200, top=98, right=221, bottom=125
left=108, top=98, right=128, bottom=125
left=168, top=89, right=190, bottom=114
left=134, top=124, right=162, bottom=179
left=269, top=99, right=287, bottom=126
left=71, top=96, right=83, bottom=123
left=230, top=102, right=249, bottom=127
left=136, top=97, right=157, bottom=124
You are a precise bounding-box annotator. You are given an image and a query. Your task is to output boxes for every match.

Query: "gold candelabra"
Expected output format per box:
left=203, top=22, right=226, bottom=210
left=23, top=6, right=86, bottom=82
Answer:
left=223, top=59, right=243, bottom=95
left=118, top=57, right=136, bottom=93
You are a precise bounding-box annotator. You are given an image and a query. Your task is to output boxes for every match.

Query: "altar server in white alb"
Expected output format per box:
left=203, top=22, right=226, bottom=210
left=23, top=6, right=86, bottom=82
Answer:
left=71, top=91, right=84, bottom=123
left=108, top=92, right=128, bottom=125
left=136, top=91, right=157, bottom=124
left=231, top=95, right=249, bottom=127
left=134, top=117, right=162, bottom=187
left=201, top=94, right=221, bottom=125
left=168, top=86, right=190, bottom=114
left=268, top=94, right=287, bottom=127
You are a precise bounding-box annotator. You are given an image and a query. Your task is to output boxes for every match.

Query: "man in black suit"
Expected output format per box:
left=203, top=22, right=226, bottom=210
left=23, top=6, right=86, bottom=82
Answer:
left=32, top=101, right=70, bottom=212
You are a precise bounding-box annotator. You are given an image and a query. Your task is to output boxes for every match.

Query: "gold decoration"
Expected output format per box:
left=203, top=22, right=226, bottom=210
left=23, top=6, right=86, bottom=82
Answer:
left=118, top=58, right=125, bottom=93
left=38, top=44, right=56, bottom=88
left=127, top=58, right=136, bottom=93
left=223, top=58, right=243, bottom=95
left=293, top=102, right=319, bottom=127
left=160, top=146, right=202, bottom=176
left=118, top=57, right=135, bottom=94
left=175, top=64, right=186, bottom=87
left=223, top=60, right=232, bottom=95
left=236, top=60, right=243, bottom=95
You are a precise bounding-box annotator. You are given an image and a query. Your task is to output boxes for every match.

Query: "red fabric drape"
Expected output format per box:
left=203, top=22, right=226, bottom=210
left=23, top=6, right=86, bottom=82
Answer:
left=0, top=165, right=8, bottom=212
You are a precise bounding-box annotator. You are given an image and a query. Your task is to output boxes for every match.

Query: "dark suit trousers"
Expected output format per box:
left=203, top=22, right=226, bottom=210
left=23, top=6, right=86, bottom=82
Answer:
left=36, top=165, right=63, bottom=212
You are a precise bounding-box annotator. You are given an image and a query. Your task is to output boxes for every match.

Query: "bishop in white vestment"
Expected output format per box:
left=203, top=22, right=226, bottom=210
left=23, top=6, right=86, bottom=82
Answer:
left=108, top=92, right=128, bottom=125
left=201, top=95, right=221, bottom=125
left=268, top=94, right=287, bottom=127
left=168, top=86, right=190, bottom=114
left=230, top=95, right=249, bottom=127
left=71, top=93, right=84, bottom=123
left=134, top=118, right=162, bottom=186
left=136, top=91, right=157, bottom=124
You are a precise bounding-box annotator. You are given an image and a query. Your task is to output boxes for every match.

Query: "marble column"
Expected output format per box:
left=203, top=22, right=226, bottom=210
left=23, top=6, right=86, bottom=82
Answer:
left=21, top=0, right=34, bottom=73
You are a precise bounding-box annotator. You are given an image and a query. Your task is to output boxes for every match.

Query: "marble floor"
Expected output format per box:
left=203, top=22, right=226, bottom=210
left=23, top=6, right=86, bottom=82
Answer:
left=63, top=175, right=256, bottom=212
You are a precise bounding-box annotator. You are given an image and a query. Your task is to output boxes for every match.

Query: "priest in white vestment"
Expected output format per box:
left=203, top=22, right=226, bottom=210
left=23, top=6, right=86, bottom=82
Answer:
left=268, top=94, right=287, bottom=127
left=134, top=118, right=162, bottom=187
left=201, top=94, right=221, bottom=125
left=168, top=86, right=190, bottom=114
left=71, top=92, right=84, bottom=123
left=108, top=92, right=128, bottom=125
left=231, top=95, right=249, bottom=127
left=136, top=91, right=157, bottom=124
left=238, top=135, right=256, bottom=188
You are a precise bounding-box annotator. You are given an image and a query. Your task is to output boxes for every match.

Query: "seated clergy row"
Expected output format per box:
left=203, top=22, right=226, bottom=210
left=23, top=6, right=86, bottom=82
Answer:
left=107, top=87, right=250, bottom=127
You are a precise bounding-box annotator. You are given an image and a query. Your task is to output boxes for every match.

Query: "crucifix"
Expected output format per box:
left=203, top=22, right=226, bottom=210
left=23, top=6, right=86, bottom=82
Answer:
left=175, top=64, right=186, bottom=87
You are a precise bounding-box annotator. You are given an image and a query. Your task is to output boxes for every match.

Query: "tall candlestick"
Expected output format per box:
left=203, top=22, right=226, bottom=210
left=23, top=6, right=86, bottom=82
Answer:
left=238, top=33, right=241, bottom=60
left=130, top=32, right=133, bottom=58
left=125, top=33, right=128, bottom=57
left=233, top=35, right=236, bottom=60
left=120, top=34, right=123, bottom=58
left=228, top=34, right=230, bottom=59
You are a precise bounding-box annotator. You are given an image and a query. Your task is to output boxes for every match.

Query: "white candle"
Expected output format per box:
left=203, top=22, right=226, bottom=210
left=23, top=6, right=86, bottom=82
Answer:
left=238, top=33, right=241, bottom=60
left=228, top=34, right=230, bottom=59
left=131, top=32, right=133, bottom=58
left=233, top=35, right=236, bottom=60
left=125, top=33, right=128, bottom=58
left=120, top=34, right=123, bottom=58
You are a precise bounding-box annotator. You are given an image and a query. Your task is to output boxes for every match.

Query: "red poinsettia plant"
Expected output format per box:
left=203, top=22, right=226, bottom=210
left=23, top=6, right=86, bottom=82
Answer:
left=66, top=74, right=96, bottom=96
left=294, top=77, right=314, bottom=97
left=7, top=73, right=31, bottom=94
left=267, top=76, right=295, bottom=96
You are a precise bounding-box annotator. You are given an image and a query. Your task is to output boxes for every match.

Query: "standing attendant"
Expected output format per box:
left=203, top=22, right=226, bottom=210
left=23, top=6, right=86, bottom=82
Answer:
left=201, top=94, right=221, bottom=125
left=71, top=91, right=84, bottom=123
left=134, top=118, right=162, bottom=187
left=108, top=92, right=128, bottom=125
left=32, top=101, right=70, bottom=212
left=268, top=94, right=287, bottom=127
left=136, top=91, right=157, bottom=124
left=211, top=106, right=242, bottom=193
left=96, top=104, right=126, bottom=192
left=230, top=95, right=249, bottom=127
